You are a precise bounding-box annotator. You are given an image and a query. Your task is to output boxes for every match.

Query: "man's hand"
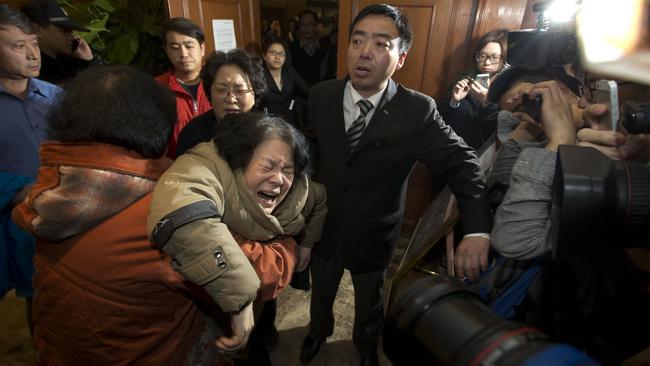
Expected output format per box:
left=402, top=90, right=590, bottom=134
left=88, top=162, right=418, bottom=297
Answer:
left=452, top=78, right=471, bottom=103
left=509, top=112, right=543, bottom=141
left=296, top=245, right=312, bottom=272
left=525, top=81, right=576, bottom=151
left=72, top=38, right=94, bottom=61
left=575, top=102, right=648, bottom=160
left=454, top=236, right=490, bottom=282
left=215, top=302, right=254, bottom=352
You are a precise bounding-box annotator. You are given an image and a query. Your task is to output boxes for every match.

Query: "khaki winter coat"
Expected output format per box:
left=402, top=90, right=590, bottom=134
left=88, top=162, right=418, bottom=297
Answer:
left=148, top=142, right=326, bottom=312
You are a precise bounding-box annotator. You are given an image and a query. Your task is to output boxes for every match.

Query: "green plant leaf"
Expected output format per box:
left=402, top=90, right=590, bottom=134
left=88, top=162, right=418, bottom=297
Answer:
left=92, top=0, right=115, bottom=12
left=109, top=31, right=139, bottom=64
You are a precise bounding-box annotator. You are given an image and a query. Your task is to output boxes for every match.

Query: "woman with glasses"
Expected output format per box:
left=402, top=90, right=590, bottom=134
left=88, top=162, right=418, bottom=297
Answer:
left=439, top=29, right=509, bottom=149
left=176, top=49, right=267, bottom=155
left=261, top=37, right=309, bottom=129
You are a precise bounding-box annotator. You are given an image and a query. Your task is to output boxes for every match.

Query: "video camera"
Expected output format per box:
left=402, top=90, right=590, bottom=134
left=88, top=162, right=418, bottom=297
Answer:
left=383, top=275, right=600, bottom=366
left=507, top=1, right=579, bottom=72
left=552, top=145, right=650, bottom=262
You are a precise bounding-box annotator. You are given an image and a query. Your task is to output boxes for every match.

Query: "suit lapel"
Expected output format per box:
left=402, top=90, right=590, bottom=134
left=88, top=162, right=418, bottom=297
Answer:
left=331, top=79, right=348, bottom=152
left=353, top=79, right=399, bottom=153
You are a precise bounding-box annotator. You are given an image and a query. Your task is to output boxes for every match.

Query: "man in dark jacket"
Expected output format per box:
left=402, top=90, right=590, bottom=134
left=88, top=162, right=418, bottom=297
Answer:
left=300, top=4, right=492, bottom=366
left=21, top=0, right=98, bottom=85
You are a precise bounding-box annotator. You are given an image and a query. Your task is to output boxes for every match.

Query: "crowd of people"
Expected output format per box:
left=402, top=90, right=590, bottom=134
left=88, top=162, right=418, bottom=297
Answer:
left=1, top=0, right=649, bottom=365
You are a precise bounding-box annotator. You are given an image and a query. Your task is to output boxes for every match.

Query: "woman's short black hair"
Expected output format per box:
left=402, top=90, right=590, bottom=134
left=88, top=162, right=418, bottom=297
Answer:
left=263, top=35, right=288, bottom=53
left=48, top=65, right=176, bottom=158
left=162, top=17, right=205, bottom=45
left=349, top=4, right=412, bottom=53
left=201, top=49, right=267, bottom=100
left=214, top=112, right=310, bottom=178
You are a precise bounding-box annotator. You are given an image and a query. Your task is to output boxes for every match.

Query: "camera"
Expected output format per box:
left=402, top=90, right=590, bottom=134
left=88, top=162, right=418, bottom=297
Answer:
left=383, top=275, right=600, bottom=366
left=506, top=1, right=578, bottom=71
left=551, top=145, right=650, bottom=262
left=622, top=101, right=650, bottom=134
left=521, top=93, right=542, bottom=122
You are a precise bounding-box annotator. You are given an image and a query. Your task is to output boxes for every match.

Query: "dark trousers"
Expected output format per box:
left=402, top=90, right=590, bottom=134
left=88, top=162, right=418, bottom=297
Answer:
left=308, top=249, right=386, bottom=356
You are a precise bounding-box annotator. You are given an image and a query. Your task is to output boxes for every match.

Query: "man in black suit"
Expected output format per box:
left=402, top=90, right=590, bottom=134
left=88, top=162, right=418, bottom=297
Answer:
left=299, top=4, right=492, bottom=366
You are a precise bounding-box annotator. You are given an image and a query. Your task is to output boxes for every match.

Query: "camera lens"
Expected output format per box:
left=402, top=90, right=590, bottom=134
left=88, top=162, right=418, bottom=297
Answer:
left=383, top=275, right=599, bottom=366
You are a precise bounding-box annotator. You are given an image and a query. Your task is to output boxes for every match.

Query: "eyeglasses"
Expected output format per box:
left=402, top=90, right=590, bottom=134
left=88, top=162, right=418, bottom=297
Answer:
left=267, top=50, right=286, bottom=57
left=476, top=53, right=502, bottom=63
left=212, top=86, right=254, bottom=100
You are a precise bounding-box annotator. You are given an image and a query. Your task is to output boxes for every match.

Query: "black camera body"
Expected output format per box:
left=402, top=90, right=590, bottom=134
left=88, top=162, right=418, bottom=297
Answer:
left=623, top=100, right=650, bottom=134
left=521, top=93, right=543, bottom=122
left=507, top=29, right=577, bottom=72
left=552, top=145, right=650, bottom=262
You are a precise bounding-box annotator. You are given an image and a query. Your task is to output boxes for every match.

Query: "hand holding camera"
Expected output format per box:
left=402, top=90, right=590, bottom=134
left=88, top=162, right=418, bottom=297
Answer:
left=451, top=74, right=490, bottom=105
left=468, top=74, right=490, bottom=105
left=523, top=81, right=575, bottom=151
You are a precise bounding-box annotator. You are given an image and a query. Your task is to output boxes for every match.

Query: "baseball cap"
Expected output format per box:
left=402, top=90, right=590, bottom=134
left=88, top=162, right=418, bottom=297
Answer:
left=21, top=0, right=89, bottom=32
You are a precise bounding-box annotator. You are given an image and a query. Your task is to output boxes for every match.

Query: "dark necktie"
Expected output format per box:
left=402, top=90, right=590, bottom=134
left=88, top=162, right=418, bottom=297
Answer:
left=347, top=99, right=373, bottom=151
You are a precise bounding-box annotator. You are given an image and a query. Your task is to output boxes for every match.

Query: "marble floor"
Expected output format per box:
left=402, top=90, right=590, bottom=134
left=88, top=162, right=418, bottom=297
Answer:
left=271, top=270, right=391, bottom=366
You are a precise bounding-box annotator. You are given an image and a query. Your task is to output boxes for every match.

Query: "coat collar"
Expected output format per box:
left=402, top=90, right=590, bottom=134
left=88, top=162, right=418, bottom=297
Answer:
left=347, top=79, right=399, bottom=155
left=191, top=143, right=309, bottom=240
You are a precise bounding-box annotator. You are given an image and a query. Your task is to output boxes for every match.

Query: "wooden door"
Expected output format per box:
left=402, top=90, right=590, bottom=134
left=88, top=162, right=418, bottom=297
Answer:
left=165, top=0, right=262, bottom=56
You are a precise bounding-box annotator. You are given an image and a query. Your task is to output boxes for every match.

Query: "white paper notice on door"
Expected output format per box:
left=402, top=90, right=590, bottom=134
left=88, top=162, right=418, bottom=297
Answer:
left=212, top=19, right=236, bottom=51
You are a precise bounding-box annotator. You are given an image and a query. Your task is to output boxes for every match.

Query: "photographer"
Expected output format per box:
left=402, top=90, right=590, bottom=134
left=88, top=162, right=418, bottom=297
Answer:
left=490, top=79, right=650, bottom=363
left=490, top=80, right=579, bottom=259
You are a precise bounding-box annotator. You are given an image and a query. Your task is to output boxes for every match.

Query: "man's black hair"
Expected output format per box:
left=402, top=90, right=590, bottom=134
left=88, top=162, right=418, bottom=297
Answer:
left=298, top=10, right=319, bottom=25
left=487, top=66, right=582, bottom=104
left=214, top=112, right=311, bottom=178
left=0, top=4, right=36, bottom=34
left=162, top=17, right=205, bottom=45
left=201, top=49, right=267, bottom=100
left=48, top=65, right=177, bottom=158
left=349, top=4, right=412, bottom=53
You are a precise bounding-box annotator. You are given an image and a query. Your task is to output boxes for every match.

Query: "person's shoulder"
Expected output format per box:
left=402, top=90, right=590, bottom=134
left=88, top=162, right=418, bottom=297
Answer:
left=154, top=70, right=173, bottom=83
left=177, top=111, right=217, bottom=156
left=30, top=78, right=62, bottom=97
left=394, top=82, right=434, bottom=106
left=311, top=78, right=344, bottom=94
left=187, top=110, right=217, bottom=129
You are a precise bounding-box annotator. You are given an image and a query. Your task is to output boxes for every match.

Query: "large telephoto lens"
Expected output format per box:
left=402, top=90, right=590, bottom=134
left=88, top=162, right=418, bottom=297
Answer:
left=553, top=145, right=650, bottom=261
left=383, top=275, right=599, bottom=366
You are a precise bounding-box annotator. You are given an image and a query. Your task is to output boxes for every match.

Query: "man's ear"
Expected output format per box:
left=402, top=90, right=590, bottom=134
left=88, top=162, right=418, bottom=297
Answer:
left=396, top=51, right=408, bottom=70
left=200, top=42, right=205, bottom=57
